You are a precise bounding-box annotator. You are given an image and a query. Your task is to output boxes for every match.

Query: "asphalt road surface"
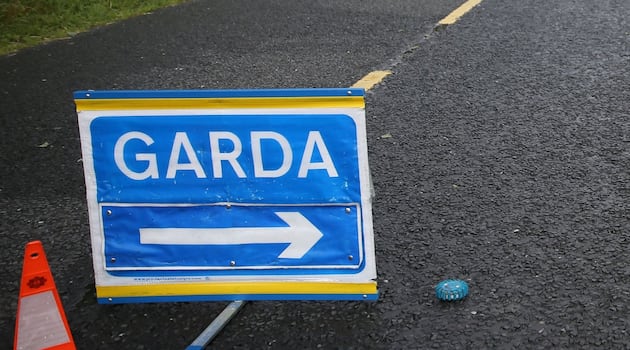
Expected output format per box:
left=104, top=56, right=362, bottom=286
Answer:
left=1, top=0, right=629, bottom=348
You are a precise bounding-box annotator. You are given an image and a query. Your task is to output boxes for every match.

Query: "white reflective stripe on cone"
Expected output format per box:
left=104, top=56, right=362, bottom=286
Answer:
left=16, top=290, right=70, bottom=350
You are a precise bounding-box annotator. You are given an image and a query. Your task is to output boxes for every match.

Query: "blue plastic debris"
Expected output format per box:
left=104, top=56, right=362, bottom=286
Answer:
left=435, top=279, right=469, bottom=301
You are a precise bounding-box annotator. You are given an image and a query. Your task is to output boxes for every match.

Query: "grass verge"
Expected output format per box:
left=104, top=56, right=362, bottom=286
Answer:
left=0, top=0, right=188, bottom=56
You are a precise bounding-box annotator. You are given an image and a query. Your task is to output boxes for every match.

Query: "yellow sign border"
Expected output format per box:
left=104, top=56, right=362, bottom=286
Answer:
left=75, top=96, right=364, bottom=111
left=97, top=281, right=378, bottom=298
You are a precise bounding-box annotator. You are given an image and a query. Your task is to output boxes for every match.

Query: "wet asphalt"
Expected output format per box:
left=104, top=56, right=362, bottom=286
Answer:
left=1, top=0, right=629, bottom=348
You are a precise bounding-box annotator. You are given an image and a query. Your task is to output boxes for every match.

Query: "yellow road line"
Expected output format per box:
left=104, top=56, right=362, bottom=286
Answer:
left=439, top=0, right=483, bottom=25
left=351, top=70, right=392, bottom=91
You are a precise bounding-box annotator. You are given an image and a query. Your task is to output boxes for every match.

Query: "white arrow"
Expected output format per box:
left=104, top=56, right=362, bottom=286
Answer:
left=139, top=212, right=323, bottom=259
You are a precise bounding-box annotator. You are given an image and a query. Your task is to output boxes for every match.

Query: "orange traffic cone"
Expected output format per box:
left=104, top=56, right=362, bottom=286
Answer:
left=14, top=241, right=75, bottom=350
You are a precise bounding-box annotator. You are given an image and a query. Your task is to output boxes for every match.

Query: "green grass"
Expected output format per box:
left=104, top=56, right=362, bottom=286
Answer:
left=0, top=0, right=188, bottom=56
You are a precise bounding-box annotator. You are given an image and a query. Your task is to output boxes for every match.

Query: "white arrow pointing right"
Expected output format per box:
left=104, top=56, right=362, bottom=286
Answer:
left=139, top=212, right=323, bottom=259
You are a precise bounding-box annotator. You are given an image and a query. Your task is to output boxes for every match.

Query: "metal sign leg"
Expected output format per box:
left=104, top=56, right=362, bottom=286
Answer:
left=186, top=300, right=246, bottom=350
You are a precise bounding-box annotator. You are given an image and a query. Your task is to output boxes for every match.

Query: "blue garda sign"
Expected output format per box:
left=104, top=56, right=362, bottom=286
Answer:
left=76, top=89, right=377, bottom=303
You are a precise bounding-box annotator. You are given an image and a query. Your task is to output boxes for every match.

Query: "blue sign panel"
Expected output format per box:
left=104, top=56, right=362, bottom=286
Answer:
left=102, top=204, right=362, bottom=274
left=89, top=113, right=365, bottom=274
left=90, top=114, right=360, bottom=204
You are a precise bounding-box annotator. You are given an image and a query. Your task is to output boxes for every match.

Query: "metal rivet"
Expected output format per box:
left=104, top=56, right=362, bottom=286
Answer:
left=348, top=255, right=354, bottom=260
left=230, top=260, right=236, bottom=266
left=106, top=209, right=112, bottom=216
left=110, top=257, right=116, bottom=263
left=362, top=294, right=368, bottom=299
left=108, top=298, right=113, bottom=302
left=86, top=93, right=91, bottom=97
left=226, top=204, right=232, bottom=209
left=345, top=207, right=351, bottom=214
left=347, top=90, right=353, bottom=95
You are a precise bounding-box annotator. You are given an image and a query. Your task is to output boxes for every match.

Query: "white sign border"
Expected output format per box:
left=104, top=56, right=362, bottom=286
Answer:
left=78, top=108, right=376, bottom=286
